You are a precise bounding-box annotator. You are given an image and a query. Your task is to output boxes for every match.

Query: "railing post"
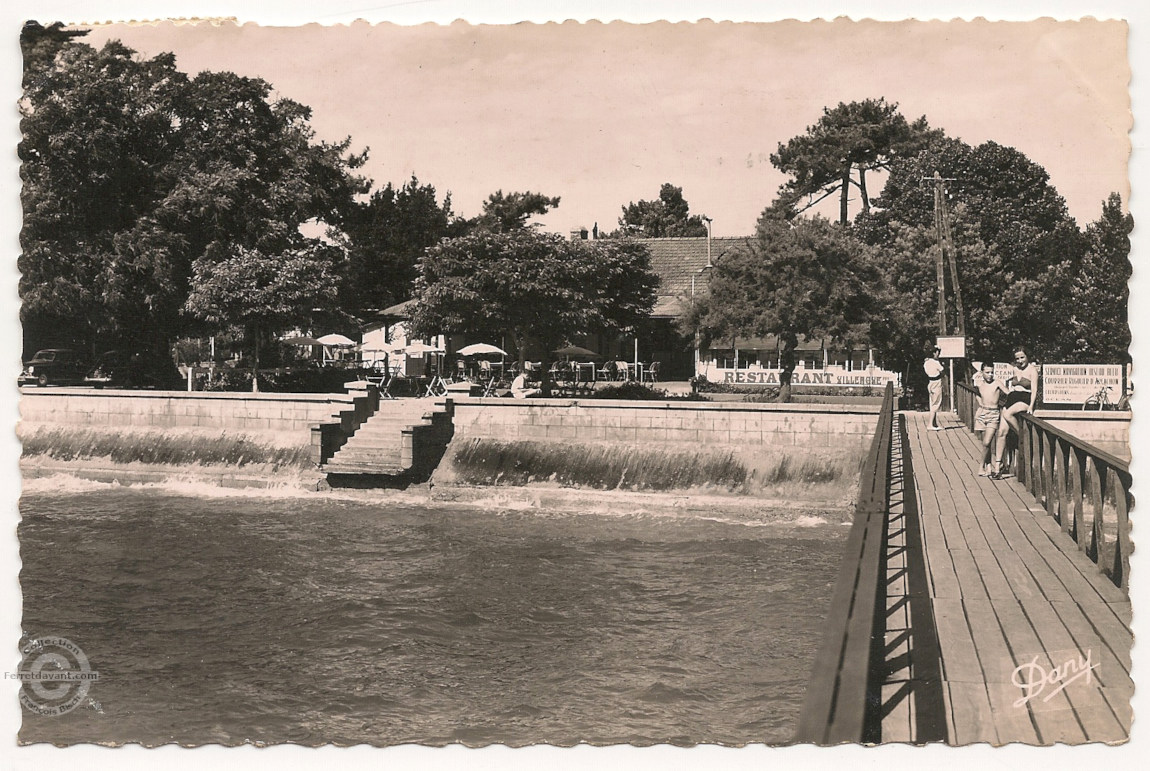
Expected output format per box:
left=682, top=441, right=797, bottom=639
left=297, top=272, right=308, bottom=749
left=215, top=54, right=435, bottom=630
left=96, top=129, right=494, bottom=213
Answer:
left=1029, top=421, right=1042, bottom=497
left=1086, top=458, right=1103, bottom=562
left=1069, top=447, right=1084, bottom=545
left=1111, top=467, right=1131, bottom=592
left=1041, top=432, right=1055, bottom=515
left=1053, top=438, right=1069, bottom=531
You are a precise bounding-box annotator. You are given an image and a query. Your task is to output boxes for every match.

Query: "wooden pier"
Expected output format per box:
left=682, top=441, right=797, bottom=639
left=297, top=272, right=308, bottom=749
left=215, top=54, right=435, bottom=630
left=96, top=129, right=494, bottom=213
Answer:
left=798, top=383, right=1132, bottom=745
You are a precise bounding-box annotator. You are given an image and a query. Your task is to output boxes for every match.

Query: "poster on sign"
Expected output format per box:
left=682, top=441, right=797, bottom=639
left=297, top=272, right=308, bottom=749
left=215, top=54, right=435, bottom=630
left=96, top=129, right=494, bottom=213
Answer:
left=970, top=361, right=1015, bottom=387
left=1041, top=364, right=1123, bottom=404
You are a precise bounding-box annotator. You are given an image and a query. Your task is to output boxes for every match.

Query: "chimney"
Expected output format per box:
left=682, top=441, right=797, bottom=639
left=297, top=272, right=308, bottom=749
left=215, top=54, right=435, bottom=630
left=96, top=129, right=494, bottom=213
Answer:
left=569, top=226, right=588, bottom=241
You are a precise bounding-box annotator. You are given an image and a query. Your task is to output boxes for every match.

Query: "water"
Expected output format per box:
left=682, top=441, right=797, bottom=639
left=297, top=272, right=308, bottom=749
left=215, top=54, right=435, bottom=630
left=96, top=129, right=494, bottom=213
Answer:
left=18, top=479, right=845, bottom=746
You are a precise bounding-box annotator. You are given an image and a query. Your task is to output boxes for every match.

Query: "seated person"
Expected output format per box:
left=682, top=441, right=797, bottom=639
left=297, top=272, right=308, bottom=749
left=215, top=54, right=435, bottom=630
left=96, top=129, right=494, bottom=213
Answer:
left=995, top=346, right=1039, bottom=478
left=510, top=372, right=541, bottom=399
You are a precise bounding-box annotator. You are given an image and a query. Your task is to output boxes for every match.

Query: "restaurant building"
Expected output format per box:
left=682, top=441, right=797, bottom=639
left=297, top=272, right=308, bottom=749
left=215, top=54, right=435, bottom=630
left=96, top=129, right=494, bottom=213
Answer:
left=357, top=233, right=899, bottom=387
left=625, top=234, right=900, bottom=387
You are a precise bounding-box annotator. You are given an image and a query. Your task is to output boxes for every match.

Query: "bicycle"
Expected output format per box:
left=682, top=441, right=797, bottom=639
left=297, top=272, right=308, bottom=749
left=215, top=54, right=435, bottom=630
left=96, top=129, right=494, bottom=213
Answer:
left=1082, top=384, right=1115, bottom=410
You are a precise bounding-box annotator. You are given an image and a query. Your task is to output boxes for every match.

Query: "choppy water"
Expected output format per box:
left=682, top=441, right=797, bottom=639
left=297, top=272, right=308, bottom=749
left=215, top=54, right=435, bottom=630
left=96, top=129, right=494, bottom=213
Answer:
left=19, top=478, right=844, bottom=746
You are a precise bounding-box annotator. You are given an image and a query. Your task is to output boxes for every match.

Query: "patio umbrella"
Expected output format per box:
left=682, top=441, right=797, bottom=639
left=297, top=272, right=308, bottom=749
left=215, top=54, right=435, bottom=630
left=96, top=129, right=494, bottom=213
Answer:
left=457, top=343, right=508, bottom=356
left=362, top=340, right=405, bottom=355
left=553, top=345, right=600, bottom=359
left=281, top=336, right=324, bottom=346
left=404, top=341, right=445, bottom=355
left=317, top=333, right=356, bottom=347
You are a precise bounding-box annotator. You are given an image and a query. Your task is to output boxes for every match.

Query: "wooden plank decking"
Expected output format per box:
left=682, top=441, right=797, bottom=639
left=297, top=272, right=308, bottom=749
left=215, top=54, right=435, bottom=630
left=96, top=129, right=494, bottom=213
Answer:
left=892, top=409, right=1132, bottom=744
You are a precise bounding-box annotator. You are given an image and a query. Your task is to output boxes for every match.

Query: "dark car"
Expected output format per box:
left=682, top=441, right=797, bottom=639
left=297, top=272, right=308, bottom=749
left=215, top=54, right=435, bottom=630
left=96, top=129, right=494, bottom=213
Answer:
left=84, top=351, right=183, bottom=390
left=18, top=348, right=88, bottom=387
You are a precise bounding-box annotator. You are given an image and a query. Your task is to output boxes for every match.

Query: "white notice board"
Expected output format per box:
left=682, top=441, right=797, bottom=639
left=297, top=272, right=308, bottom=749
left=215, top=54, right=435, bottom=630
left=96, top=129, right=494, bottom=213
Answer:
left=1041, top=364, right=1123, bottom=404
left=936, top=336, right=966, bottom=359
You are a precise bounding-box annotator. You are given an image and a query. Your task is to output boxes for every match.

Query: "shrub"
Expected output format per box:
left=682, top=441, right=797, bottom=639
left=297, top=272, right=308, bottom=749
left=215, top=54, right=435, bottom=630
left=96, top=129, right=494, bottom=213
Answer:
left=592, top=382, right=669, bottom=400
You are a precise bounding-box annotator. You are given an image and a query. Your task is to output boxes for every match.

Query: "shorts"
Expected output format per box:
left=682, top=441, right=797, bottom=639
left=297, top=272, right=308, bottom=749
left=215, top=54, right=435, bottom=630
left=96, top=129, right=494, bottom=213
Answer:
left=927, top=378, right=943, bottom=409
left=1005, top=391, right=1030, bottom=408
left=976, top=407, right=1001, bottom=431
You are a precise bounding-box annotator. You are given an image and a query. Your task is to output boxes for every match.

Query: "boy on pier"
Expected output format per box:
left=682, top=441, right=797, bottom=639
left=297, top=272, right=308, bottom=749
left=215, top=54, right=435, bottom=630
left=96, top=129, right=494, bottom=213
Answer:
left=973, top=360, right=1008, bottom=477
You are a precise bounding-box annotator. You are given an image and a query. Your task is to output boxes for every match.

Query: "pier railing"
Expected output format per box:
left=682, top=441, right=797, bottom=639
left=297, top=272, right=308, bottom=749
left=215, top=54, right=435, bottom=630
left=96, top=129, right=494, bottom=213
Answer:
left=956, top=382, right=1132, bottom=592
left=795, top=381, right=895, bottom=744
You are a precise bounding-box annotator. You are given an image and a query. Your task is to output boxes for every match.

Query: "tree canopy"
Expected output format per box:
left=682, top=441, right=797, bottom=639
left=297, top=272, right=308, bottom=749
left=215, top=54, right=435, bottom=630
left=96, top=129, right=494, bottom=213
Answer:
left=410, top=230, right=658, bottom=395
left=1069, top=193, right=1132, bottom=363
left=771, top=98, right=942, bottom=224
left=18, top=31, right=369, bottom=357
left=695, top=213, right=883, bottom=399
left=339, top=176, right=456, bottom=319
left=470, top=190, right=561, bottom=232
left=858, top=137, right=1088, bottom=364
left=184, top=243, right=343, bottom=389
left=617, top=183, right=708, bottom=237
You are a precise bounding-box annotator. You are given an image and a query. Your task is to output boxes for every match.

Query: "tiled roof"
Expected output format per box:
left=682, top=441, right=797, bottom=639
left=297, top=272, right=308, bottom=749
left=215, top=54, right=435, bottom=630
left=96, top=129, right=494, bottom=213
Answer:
left=638, top=236, right=751, bottom=302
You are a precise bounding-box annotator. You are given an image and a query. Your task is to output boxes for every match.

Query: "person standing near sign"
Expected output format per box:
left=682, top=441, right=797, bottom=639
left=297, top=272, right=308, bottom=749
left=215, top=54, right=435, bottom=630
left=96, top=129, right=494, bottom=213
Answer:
left=992, top=346, right=1039, bottom=479
left=924, top=345, right=945, bottom=430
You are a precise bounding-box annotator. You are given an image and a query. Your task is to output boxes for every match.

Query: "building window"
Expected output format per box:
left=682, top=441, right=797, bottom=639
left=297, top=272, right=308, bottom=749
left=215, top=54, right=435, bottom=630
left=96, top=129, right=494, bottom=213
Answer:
left=712, top=349, right=735, bottom=369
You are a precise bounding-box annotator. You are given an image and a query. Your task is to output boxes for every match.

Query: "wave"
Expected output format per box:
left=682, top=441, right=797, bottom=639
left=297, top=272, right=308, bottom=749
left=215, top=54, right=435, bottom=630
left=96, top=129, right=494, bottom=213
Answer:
left=20, top=472, right=846, bottom=529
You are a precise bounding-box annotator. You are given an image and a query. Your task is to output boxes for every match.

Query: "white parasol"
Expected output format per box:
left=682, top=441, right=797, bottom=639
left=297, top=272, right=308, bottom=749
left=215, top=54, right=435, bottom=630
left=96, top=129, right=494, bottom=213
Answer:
left=404, top=341, right=445, bottom=355
left=457, top=343, right=508, bottom=356
left=317, top=333, right=356, bottom=347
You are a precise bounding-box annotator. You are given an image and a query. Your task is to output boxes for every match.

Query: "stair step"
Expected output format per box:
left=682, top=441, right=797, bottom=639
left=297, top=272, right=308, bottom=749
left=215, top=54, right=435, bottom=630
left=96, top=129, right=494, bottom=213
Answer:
left=323, top=461, right=407, bottom=475
left=331, top=451, right=402, bottom=462
left=338, top=441, right=407, bottom=453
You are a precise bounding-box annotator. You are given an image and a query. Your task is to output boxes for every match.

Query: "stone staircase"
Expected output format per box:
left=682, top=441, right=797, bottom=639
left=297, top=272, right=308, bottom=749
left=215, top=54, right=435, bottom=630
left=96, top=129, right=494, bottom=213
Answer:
left=321, top=398, right=452, bottom=477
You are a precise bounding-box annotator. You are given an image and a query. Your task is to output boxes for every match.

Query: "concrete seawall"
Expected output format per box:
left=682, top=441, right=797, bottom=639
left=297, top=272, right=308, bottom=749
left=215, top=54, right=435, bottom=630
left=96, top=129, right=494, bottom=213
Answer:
left=433, top=397, right=882, bottom=498
left=448, top=397, right=881, bottom=447
left=18, top=390, right=883, bottom=499
left=19, top=387, right=355, bottom=445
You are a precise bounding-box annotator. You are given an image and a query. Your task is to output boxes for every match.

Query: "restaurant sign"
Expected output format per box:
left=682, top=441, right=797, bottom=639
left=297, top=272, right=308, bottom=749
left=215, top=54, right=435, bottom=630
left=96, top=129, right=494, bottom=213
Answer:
left=1041, top=364, right=1123, bottom=404
left=717, top=369, right=899, bottom=387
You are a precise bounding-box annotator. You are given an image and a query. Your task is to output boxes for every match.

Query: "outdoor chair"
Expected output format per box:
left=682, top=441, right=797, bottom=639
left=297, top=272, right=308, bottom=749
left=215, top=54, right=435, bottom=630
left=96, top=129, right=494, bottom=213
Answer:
left=644, top=361, right=660, bottom=383
left=614, top=360, right=630, bottom=381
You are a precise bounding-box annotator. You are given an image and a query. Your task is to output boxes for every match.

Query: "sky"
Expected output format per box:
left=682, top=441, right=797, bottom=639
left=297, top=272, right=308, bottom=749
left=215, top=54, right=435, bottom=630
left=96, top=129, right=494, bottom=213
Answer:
left=74, top=16, right=1131, bottom=237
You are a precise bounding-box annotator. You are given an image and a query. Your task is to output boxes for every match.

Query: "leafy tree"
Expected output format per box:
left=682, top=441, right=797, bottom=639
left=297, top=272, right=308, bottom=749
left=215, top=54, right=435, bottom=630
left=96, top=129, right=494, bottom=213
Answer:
left=771, top=98, right=942, bottom=224
left=339, top=175, right=456, bottom=318
left=696, top=213, right=883, bottom=401
left=859, top=137, right=1087, bottom=363
left=20, top=21, right=89, bottom=81
left=410, top=230, right=658, bottom=395
left=18, top=33, right=368, bottom=360
left=1069, top=193, right=1132, bottom=363
left=19, top=37, right=188, bottom=355
left=470, top=190, right=560, bottom=232
left=617, top=183, right=708, bottom=237
left=184, top=243, right=342, bottom=390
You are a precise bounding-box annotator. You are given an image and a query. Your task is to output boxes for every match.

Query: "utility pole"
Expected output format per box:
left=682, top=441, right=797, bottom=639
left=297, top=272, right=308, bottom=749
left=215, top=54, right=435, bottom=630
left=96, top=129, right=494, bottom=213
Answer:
left=925, top=171, right=966, bottom=411
left=926, top=171, right=965, bottom=336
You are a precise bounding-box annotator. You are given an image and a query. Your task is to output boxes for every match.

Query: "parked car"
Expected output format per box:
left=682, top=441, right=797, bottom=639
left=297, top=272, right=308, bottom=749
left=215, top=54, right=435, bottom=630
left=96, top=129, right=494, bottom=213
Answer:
left=18, top=348, right=88, bottom=387
left=84, top=350, right=183, bottom=390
